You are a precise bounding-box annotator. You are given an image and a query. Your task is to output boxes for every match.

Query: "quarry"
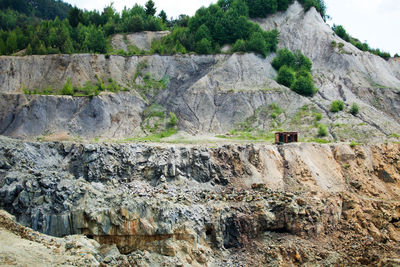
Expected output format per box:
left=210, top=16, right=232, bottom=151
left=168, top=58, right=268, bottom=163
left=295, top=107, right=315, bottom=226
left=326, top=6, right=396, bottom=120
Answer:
left=0, top=1, right=399, bottom=266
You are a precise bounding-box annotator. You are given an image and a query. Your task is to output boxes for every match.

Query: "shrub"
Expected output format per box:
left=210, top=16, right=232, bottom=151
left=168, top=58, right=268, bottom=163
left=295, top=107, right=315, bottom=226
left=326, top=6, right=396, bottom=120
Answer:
left=277, top=65, right=295, bottom=87
left=247, top=32, right=268, bottom=57
left=331, top=40, right=337, bottom=48
left=61, top=77, right=74, bottom=95
left=330, top=100, right=344, bottom=112
left=349, top=141, right=358, bottom=148
left=232, top=39, right=247, bottom=52
left=292, top=73, right=317, bottom=96
left=349, top=103, right=359, bottom=115
left=168, top=112, right=178, bottom=127
left=272, top=48, right=296, bottom=70
left=195, top=38, right=212, bottom=54
left=318, top=124, right=328, bottom=137
left=313, top=112, right=322, bottom=121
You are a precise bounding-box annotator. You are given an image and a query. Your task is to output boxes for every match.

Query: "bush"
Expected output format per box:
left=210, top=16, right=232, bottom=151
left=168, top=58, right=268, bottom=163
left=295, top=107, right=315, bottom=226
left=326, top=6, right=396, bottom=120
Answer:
left=277, top=65, right=295, bottom=87
left=272, top=48, right=296, bottom=70
left=349, top=103, right=359, bottom=115
left=349, top=141, right=358, bottom=148
left=317, top=124, right=328, bottom=137
left=168, top=112, right=178, bottom=127
left=291, top=73, right=317, bottom=96
left=61, top=77, right=74, bottom=95
left=195, top=38, right=212, bottom=54
left=330, top=100, right=344, bottom=112
left=232, top=39, right=246, bottom=52
left=313, top=112, right=322, bottom=121
left=247, top=32, right=268, bottom=57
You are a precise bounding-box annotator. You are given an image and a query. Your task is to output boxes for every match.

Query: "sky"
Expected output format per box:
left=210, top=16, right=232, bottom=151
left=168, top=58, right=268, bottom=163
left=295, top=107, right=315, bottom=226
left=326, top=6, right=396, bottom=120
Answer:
left=64, top=0, right=400, bottom=55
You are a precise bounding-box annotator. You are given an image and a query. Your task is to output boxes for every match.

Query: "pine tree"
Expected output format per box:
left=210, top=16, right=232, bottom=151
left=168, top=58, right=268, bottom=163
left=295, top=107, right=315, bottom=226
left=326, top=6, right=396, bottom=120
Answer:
left=158, top=10, right=167, bottom=23
left=145, top=0, right=156, bottom=17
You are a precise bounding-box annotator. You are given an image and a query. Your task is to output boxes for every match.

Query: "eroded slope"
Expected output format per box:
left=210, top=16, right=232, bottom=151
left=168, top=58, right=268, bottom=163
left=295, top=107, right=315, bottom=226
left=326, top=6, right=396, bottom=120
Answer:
left=0, top=137, right=399, bottom=265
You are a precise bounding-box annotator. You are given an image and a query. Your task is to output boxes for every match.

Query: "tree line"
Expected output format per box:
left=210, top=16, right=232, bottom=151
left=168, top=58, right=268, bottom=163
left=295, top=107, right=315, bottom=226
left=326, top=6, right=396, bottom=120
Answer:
left=0, top=0, right=329, bottom=56
left=332, top=24, right=392, bottom=60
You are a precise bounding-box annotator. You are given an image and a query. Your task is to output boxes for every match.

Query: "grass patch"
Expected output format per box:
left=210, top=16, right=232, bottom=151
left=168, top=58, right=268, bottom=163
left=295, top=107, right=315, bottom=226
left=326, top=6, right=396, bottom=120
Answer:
left=23, top=76, right=128, bottom=96
left=217, top=130, right=276, bottom=142
left=308, top=138, right=330, bottom=144
left=125, top=128, right=178, bottom=142
left=389, top=133, right=400, bottom=138
left=349, top=141, right=359, bottom=148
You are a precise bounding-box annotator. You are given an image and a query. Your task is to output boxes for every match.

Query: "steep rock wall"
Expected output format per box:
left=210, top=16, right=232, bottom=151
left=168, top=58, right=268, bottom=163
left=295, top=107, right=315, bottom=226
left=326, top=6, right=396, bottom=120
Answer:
left=0, top=137, right=399, bottom=265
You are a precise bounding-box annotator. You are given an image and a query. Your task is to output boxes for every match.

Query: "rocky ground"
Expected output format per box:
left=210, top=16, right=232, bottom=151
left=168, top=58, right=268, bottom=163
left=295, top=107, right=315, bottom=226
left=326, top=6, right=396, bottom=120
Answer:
left=0, top=136, right=399, bottom=266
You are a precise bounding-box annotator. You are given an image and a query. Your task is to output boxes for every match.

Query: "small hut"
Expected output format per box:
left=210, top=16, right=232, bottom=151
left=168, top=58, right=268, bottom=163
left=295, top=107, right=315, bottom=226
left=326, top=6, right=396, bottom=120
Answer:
left=275, top=132, right=298, bottom=144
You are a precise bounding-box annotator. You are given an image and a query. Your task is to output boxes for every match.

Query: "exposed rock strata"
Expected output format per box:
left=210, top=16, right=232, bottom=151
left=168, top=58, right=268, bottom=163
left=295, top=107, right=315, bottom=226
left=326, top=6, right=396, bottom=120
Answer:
left=0, top=136, right=399, bottom=265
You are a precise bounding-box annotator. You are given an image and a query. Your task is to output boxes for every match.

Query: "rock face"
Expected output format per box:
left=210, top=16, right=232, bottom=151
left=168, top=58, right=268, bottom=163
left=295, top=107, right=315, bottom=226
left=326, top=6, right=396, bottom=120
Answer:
left=0, top=136, right=399, bottom=265
left=111, top=31, right=170, bottom=52
left=0, top=93, right=145, bottom=138
left=0, top=3, right=400, bottom=141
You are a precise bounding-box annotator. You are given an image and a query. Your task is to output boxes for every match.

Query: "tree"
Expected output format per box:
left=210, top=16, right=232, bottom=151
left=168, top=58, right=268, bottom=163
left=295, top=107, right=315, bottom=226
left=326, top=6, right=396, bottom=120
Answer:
left=247, top=31, right=267, bottom=57
left=25, top=43, right=32, bottom=55
left=277, top=0, right=293, bottom=11
left=6, top=31, right=17, bottom=54
left=158, top=10, right=167, bottom=23
left=68, top=6, right=83, bottom=27
left=85, top=25, right=106, bottom=53
left=292, top=73, right=317, bottom=96
left=232, top=39, right=246, bottom=52
left=195, top=38, right=212, bottom=54
left=61, top=77, right=74, bottom=95
left=0, top=37, right=6, bottom=55
left=128, top=15, right=144, bottom=32
left=263, top=28, right=279, bottom=52
left=277, top=66, right=295, bottom=87
left=349, top=103, right=359, bottom=115
left=272, top=48, right=296, bottom=70
left=194, top=24, right=211, bottom=42
left=294, top=50, right=312, bottom=71
left=145, top=0, right=156, bottom=17
left=332, top=24, right=349, bottom=42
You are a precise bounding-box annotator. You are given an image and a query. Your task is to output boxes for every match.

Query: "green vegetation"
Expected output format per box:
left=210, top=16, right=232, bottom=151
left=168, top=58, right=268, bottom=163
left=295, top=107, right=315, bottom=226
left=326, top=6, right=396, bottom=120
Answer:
left=330, top=100, right=344, bottom=112
left=217, top=103, right=285, bottom=142
left=0, top=0, right=72, bottom=26
left=151, top=0, right=279, bottom=57
left=349, top=141, right=359, bottom=148
left=308, top=138, right=330, bottom=144
left=349, top=102, right=359, bottom=115
left=133, top=60, right=169, bottom=99
left=138, top=103, right=179, bottom=141
left=244, top=0, right=326, bottom=20
left=273, top=48, right=317, bottom=96
left=61, top=77, right=73, bottom=95
left=277, top=65, right=295, bottom=87
left=0, top=0, right=167, bottom=55
left=23, top=76, right=126, bottom=96
left=313, top=112, right=322, bottom=121
left=217, top=128, right=277, bottom=142
left=0, top=0, right=330, bottom=57
left=269, top=103, right=283, bottom=119
left=332, top=24, right=391, bottom=60
left=317, top=124, right=328, bottom=137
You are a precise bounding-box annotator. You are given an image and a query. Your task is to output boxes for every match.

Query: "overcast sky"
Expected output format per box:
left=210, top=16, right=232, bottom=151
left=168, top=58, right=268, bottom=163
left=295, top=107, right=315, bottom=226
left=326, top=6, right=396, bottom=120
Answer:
left=64, top=0, right=399, bottom=55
